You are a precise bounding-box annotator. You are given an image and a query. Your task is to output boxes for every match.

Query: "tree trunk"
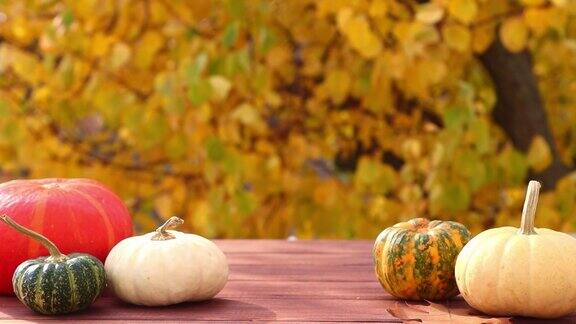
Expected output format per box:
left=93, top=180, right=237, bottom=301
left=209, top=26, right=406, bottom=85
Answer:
left=478, top=39, right=569, bottom=190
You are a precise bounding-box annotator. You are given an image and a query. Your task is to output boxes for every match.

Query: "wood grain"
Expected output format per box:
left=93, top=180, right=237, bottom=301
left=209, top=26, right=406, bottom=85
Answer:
left=0, top=240, right=574, bottom=322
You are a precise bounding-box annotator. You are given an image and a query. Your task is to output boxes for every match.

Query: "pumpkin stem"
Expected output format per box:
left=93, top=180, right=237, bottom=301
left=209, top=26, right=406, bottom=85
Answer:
left=519, top=180, right=541, bottom=235
left=151, top=216, right=184, bottom=241
left=0, top=214, right=68, bottom=262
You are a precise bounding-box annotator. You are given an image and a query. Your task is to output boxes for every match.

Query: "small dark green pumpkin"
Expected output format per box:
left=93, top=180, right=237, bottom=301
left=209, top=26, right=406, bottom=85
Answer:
left=1, top=215, right=105, bottom=315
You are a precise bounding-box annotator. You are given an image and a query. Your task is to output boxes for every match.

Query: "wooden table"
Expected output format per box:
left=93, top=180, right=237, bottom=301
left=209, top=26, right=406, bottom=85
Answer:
left=0, top=240, right=573, bottom=322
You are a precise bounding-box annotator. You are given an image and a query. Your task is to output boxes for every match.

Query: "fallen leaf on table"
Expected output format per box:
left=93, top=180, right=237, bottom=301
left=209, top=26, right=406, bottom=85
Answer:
left=386, top=300, right=511, bottom=323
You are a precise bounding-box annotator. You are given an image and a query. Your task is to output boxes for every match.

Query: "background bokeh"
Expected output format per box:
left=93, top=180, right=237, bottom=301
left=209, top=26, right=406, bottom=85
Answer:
left=0, top=0, right=575, bottom=238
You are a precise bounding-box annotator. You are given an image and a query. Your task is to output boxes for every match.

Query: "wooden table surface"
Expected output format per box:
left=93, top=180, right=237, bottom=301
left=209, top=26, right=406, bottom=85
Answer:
left=0, top=240, right=573, bottom=323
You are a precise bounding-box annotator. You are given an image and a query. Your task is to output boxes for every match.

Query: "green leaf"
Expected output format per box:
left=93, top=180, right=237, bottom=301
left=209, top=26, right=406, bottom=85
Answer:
left=124, top=106, right=143, bottom=130
left=221, top=49, right=251, bottom=76
left=222, top=151, right=243, bottom=175
left=458, top=81, right=475, bottom=103
left=187, top=79, right=212, bottom=106
left=431, top=181, right=471, bottom=214
left=0, top=100, right=10, bottom=117
left=355, top=158, right=379, bottom=186
left=222, top=21, right=240, bottom=48
left=235, top=190, right=256, bottom=215
left=166, top=96, right=185, bottom=115
left=251, top=67, right=269, bottom=92
left=378, top=164, right=398, bottom=194
left=208, top=57, right=224, bottom=75
left=61, top=59, right=74, bottom=88
left=500, top=147, right=528, bottom=185
left=187, top=52, right=209, bottom=83
left=455, top=150, right=486, bottom=190
left=257, top=26, right=275, bottom=54
left=205, top=137, right=226, bottom=162
left=62, top=9, right=74, bottom=27
left=226, top=0, right=246, bottom=18
left=354, top=158, right=397, bottom=194
left=357, top=63, right=372, bottom=93
left=141, top=114, right=169, bottom=149
left=2, top=122, right=21, bottom=141
left=468, top=118, right=491, bottom=153
left=235, top=48, right=250, bottom=72
left=443, top=106, right=471, bottom=129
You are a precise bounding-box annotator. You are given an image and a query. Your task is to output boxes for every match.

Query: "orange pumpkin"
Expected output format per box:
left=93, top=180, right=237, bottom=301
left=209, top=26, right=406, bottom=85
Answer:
left=0, top=178, right=133, bottom=294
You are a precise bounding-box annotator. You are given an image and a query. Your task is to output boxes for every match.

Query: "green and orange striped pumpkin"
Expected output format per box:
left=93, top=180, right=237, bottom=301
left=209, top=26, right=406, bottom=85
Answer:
left=373, top=218, right=471, bottom=300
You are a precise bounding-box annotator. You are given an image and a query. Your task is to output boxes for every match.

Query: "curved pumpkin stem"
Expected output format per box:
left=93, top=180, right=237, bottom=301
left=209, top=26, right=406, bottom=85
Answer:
left=0, top=214, right=68, bottom=262
left=151, top=216, right=184, bottom=241
left=519, top=180, right=541, bottom=235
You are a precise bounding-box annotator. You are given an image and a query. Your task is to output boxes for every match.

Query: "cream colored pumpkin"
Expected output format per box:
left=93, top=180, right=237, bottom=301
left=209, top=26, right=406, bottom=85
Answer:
left=105, top=217, right=228, bottom=306
left=455, top=181, right=576, bottom=319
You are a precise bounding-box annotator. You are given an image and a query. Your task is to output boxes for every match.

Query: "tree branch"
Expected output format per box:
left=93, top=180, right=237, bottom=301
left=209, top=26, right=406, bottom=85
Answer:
left=478, top=38, right=569, bottom=189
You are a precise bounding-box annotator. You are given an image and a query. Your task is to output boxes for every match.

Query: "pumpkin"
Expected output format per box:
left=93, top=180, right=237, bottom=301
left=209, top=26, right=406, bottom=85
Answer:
left=0, top=215, right=106, bottom=315
left=373, top=217, right=471, bottom=300
left=0, top=178, right=133, bottom=294
left=105, top=216, right=229, bottom=306
left=455, top=181, right=576, bottom=319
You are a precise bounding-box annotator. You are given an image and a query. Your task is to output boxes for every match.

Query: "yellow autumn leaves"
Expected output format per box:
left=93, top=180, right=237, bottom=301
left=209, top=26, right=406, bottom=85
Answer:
left=500, top=3, right=570, bottom=53
left=328, top=0, right=571, bottom=57
left=337, top=9, right=382, bottom=58
left=500, top=18, right=529, bottom=53
left=0, top=0, right=575, bottom=237
left=528, top=136, right=553, bottom=172
left=448, top=0, right=478, bottom=25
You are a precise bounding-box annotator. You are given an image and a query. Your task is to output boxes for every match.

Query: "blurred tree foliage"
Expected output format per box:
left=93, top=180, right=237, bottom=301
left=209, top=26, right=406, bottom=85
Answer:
left=0, top=0, right=575, bottom=237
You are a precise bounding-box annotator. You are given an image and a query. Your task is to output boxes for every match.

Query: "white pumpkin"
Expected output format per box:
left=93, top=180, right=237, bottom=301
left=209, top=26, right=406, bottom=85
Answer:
left=105, top=217, right=229, bottom=306
left=455, top=181, right=576, bottom=319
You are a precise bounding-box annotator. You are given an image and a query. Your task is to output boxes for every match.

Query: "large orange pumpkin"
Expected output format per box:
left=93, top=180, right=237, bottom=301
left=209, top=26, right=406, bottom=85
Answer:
left=0, top=178, right=133, bottom=294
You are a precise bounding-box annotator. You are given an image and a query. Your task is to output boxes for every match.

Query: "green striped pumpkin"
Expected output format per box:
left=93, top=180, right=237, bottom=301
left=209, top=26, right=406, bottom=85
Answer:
left=13, top=254, right=105, bottom=315
left=1, top=215, right=105, bottom=315
left=373, top=218, right=471, bottom=301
